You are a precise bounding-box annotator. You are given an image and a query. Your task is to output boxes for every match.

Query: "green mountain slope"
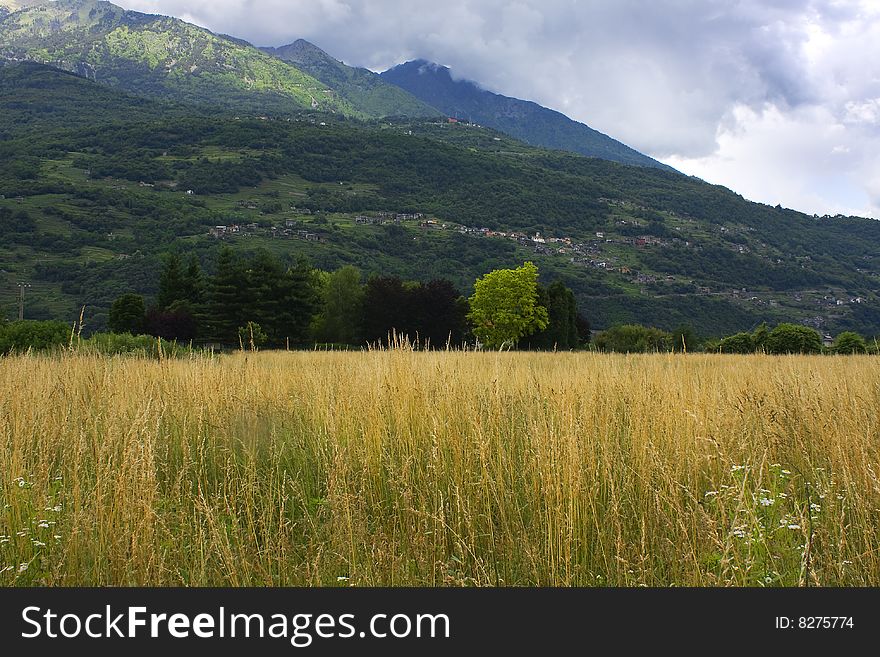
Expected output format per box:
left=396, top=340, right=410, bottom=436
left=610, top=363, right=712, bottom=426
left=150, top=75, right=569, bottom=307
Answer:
left=381, top=59, right=673, bottom=170
left=262, top=40, right=441, bottom=119
left=0, top=0, right=361, bottom=115
left=3, top=63, right=880, bottom=338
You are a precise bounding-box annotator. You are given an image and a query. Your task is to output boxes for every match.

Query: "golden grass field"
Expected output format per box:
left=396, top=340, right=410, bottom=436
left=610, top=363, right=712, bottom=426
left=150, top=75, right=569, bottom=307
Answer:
left=1, top=348, right=879, bottom=586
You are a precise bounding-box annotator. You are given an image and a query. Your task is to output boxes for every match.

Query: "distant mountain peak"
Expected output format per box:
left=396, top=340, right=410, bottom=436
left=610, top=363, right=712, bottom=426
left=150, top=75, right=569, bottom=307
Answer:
left=382, top=59, right=673, bottom=170
left=261, top=41, right=440, bottom=118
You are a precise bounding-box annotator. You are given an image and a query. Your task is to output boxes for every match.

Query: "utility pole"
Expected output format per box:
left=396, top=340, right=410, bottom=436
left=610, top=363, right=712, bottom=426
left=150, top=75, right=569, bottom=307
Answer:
left=17, top=282, right=31, bottom=321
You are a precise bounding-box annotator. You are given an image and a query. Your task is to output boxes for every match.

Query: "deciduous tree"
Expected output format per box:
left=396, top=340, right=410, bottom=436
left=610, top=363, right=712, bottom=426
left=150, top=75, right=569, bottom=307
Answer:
left=468, top=261, right=548, bottom=349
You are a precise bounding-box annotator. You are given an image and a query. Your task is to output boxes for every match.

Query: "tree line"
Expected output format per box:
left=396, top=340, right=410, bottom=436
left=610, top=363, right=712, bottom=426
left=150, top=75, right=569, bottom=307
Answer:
left=593, top=322, right=876, bottom=355
left=104, top=250, right=590, bottom=350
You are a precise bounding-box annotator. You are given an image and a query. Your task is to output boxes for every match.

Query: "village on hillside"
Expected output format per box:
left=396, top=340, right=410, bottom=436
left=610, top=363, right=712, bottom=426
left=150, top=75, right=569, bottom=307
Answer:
left=200, top=200, right=869, bottom=334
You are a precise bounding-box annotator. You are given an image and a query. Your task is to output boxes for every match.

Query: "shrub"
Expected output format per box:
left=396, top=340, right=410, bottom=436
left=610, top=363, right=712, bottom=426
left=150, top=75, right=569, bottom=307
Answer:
left=0, top=320, right=70, bottom=354
left=832, top=331, right=867, bottom=355
left=765, top=323, right=822, bottom=355
left=81, top=332, right=191, bottom=359
left=594, top=324, right=671, bottom=353
left=718, top=332, right=756, bottom=354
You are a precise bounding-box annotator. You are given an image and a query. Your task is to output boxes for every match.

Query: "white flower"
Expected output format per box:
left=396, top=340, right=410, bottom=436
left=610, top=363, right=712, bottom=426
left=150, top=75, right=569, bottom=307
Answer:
left=37, top=522, right=50, bottom=529
left=759, top=497, right=775, bottom=507
left=704, top=491, right=718, bottom=497
left=336, top=576, right=350, bottom=582
left=18, top=563, right=28, bottom=573
left=32, top=540, right=46, bottom=548
left=731, top=527, right=747, bottom=539
left=787, top=524, right=801, bottom=530
left=810, top=503, right=821, bottom=512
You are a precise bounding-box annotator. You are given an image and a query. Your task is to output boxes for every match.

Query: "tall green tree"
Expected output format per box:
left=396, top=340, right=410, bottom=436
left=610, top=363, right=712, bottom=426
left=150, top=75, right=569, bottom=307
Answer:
left=526, top=280, right=580, bottom=350
left=180, top=254, right=206, bottom=306
left=468, top=261, right=549, bottom=349
left=156, top=252, right=186, bottom=310
left=314, top=265, right=365, bottom=345
left=108, top=293, right=145, bottom=335
left=206, top=246, right=249, bottom=343
left=219, top=249, right=317, bottom=347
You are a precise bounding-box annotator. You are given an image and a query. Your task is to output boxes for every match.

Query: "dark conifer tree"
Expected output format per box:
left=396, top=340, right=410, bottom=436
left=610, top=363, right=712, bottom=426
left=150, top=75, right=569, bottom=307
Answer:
left=206, top=246, right=249, bottom=343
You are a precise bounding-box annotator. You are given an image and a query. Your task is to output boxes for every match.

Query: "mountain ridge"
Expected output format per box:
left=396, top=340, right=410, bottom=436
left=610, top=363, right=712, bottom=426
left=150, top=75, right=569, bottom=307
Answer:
left=0, top=0, right=361, bottom=116
left=381, top=59, right=673, bottom=170
left=261, top=39, right=440, bottom=119
left=2, top=1, right=677, bottom=168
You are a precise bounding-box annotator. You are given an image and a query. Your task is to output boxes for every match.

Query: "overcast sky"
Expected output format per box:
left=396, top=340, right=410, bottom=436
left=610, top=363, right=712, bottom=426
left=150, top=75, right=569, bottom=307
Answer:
left=117, top=0, right=880, bottom=218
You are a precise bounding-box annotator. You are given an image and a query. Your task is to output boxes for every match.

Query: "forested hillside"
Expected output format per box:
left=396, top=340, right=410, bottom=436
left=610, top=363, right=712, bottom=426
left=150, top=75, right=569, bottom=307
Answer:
left=3, top=62, right=880, bottom=337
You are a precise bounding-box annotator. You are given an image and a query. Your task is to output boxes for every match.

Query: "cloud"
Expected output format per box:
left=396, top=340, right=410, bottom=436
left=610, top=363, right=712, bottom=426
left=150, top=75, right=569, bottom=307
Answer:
left=114, top=0, right=880, bottom=217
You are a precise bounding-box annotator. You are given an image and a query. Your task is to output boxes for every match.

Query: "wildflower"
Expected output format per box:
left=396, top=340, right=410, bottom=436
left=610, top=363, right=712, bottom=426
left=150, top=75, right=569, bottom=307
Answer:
left=842, top=560, right=853, bottom=566
left=731, top=465, right=747, bottom=473
left=54, top=535, right=61, bottom=540
left=37, top=522, right=50, bottom=529
left=780, top=469, right=791, bottom=476
left=778, top=492, right=788, bottom=499
left=704, top=491, right=718, bottom=498
left=731, top=527, right=747, bottom=539
left=759, top=497, right=774, bottom=507
left=336, top=576, right=350, bottom=582
left=18, top=563, right=28, bottom=573
left=32, top=540, right=46, bottom=548
left=787, top=524, right=801, bottom=530
left=810, top=503, right=821, bottom=512
left=53, top=505, right=62, bottom=513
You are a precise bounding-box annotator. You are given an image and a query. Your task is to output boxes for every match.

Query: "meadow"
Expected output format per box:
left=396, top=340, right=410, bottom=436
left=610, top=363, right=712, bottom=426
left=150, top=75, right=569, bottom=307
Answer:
left=1, top=348, right=879, bottom=586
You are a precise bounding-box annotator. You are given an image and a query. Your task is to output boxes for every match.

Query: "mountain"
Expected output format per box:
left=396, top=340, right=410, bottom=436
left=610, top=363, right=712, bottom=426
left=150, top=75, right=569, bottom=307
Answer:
left=0, top=0, right=361, bottom=115
left=3, top=62, right=880, bottom=337
left=381, top=59, right=672, bottom=170
left=261, top=40, right=440, bottom=119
